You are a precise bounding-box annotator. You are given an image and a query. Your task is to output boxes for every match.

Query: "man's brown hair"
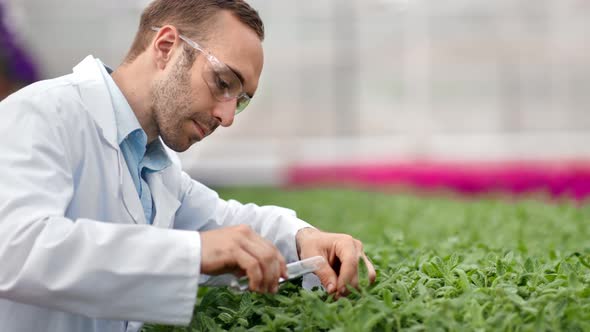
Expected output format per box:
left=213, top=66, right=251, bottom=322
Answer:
left=124, top=0, right=264, bottom=63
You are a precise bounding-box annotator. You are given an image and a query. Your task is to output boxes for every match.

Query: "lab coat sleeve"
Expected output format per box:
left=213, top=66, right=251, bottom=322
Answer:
left=0, top=97, right=200, bottom=325
left=174, top=173, right=314, bottom=263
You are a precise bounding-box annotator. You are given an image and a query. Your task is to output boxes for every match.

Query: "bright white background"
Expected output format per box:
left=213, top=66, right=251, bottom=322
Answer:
left=5, top=0, right=590, bottom=185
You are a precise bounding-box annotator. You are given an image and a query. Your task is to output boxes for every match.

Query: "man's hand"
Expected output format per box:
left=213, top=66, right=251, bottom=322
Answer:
left=296, top=228, right=376, bottom=297
left=199, top=225, right=288, bottom=293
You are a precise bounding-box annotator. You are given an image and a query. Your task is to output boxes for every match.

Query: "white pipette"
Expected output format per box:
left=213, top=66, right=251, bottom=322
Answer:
left=231, top=255, right=327, bottom=292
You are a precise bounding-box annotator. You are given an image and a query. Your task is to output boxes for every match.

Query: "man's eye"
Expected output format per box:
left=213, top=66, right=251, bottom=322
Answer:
left=216, top=76, right=230, bottom=90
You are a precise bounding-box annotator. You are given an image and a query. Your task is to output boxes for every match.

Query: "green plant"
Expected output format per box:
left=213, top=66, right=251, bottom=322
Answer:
left=144, top=188, right=590, bottom=331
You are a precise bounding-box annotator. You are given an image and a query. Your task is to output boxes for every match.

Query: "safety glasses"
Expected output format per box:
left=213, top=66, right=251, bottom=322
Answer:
left=151, top=26, right=251, bottom=114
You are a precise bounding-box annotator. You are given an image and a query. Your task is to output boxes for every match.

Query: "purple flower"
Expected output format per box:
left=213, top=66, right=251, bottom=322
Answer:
left=0, top=2, right=39, bottom=85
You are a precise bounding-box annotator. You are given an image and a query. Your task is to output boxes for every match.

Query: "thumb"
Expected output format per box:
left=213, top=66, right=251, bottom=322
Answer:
left=314, top=262, right=338, bottom=294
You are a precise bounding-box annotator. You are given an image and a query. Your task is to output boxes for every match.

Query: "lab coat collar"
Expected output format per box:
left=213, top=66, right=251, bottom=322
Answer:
left=71, top=56, right=182, bottom=227
left=73, top=56, right=147, bottom=224
left=72, top=55, right=120, bottom=149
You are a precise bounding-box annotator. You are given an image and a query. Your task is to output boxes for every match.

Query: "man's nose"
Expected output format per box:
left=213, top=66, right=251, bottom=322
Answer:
left=212, top=99, right=236, bottom=127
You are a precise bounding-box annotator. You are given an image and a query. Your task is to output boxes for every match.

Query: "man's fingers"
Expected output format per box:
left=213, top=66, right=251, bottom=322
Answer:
left=239, top=227, right=285, bottom=293
left=336, top=256, right=358, bottom=295
left=234, top=249, right=264, bottom=292
left=335, top=237, right=360, bottom=295
left=200, top=225, right=287, bottom=293
left=363, top=253, right=377, bottom=284
left=296, top=229, right=376, bottom=297
left=313, top=261, right=338, bottom=294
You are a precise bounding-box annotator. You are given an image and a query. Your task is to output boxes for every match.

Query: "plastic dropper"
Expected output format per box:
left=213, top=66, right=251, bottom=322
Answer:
left=230, top=255, right=327, bottom=291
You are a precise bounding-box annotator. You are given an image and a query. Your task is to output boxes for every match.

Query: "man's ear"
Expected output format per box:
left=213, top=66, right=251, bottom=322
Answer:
left=152, top=25, right=180, bottom=70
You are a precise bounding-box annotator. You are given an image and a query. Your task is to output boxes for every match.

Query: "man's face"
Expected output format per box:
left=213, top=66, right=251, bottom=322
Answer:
left=151, top=11, right=263, bottom=152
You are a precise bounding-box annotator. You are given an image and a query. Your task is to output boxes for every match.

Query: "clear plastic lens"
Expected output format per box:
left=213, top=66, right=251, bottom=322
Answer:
left=235, top=95, right=250, bottom=114
left=202, top=59, right=242, bottom=98
left=202, top=61, right=251, bottom=115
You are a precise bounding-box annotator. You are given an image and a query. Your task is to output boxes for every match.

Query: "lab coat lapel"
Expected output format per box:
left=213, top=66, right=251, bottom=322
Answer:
left=73, top=55, right=146, bottom=225
left=119, top=156, right=148, bottom=225
left=147, top=172, right=181, bottom=229
left=72, top=55, right=118, bottom=148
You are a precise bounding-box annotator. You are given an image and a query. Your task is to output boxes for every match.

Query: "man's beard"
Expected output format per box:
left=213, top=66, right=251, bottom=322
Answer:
left=151, top=54, right=198, bottom=152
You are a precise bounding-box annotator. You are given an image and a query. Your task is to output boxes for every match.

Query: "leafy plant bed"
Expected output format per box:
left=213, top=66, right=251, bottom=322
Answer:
left=144, top=188, right=590, bottom=331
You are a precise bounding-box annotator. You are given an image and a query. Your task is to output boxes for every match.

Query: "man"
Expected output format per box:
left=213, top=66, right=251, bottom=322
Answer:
left=0, top=1, right=376, bottom=331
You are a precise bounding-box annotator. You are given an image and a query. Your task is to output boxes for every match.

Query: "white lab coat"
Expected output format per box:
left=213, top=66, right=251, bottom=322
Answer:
left=0, top=55, right=312, bottom=332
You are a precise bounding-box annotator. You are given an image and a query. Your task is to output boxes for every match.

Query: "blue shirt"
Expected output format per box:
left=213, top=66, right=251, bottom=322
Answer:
left=97, top=59, right=172, bottom=224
